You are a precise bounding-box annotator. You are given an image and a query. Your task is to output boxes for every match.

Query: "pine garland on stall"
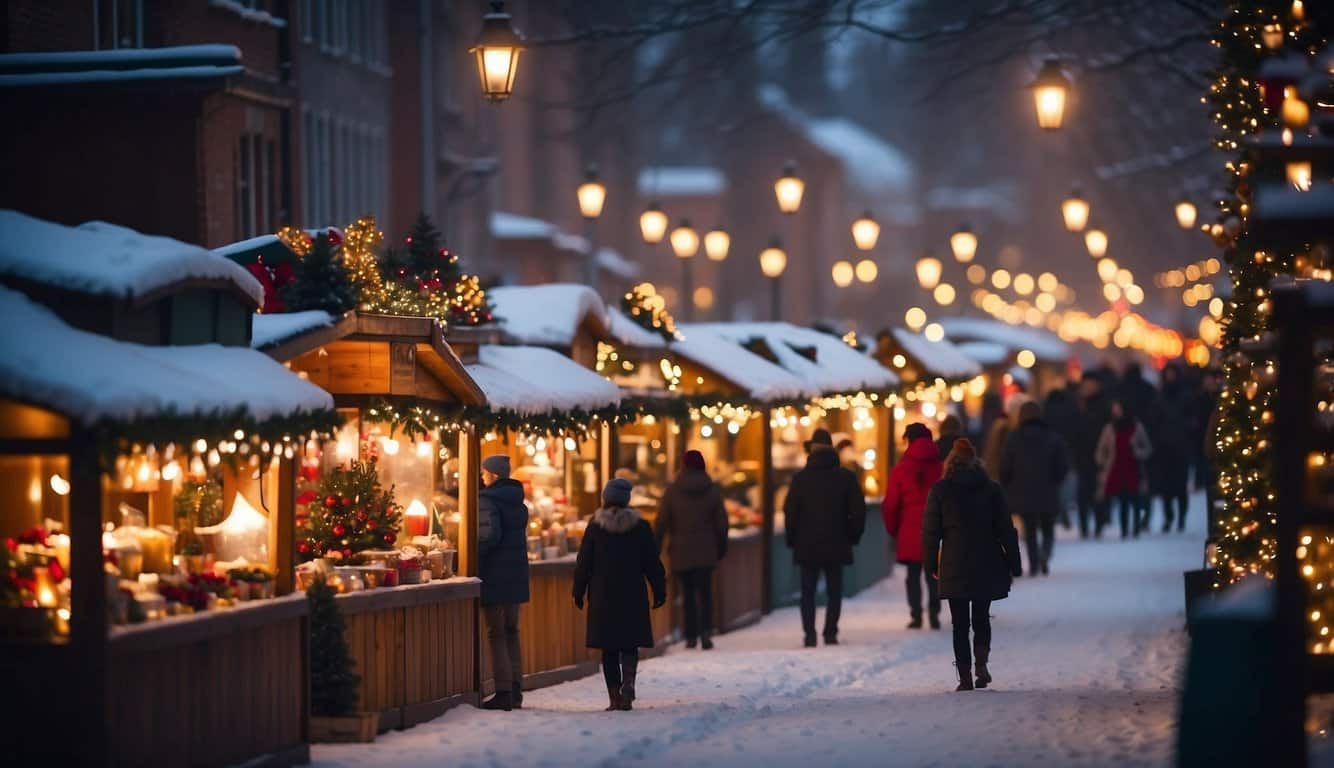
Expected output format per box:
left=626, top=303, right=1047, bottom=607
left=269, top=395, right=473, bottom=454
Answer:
left=281, top=233, right=359, bottom=315
left=307, top=578, right=360, bottom=717
left=372, top=213, right=494, bottom=326
left=299, top=459, right=402, bottom=562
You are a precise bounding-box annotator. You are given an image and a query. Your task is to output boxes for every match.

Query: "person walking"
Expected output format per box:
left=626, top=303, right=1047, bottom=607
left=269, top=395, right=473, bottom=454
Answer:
left=922, top=439, right=1023, bottom=691
left=936, top=414, right=963, bottom=462
left=1073, top=373, right=1112, bottom=537
left=1043, top=383, right=1081, bottom=530
left=477, top=455, right=531, bottom=711
left=785, top=428, right=866, bottom=647
left=1000, top=401, right=1070, bottom=576
left=573, top=478, right=667, bottom=712
left=982, top=393, right=1030, bottom=482
left=1148, top=363, right=1194, bottom=532
left=654, top=450, right=728, bottom=650
left=1095, top=400, right=1153, bottom=538
left=882, top=422, right=944, bottom=629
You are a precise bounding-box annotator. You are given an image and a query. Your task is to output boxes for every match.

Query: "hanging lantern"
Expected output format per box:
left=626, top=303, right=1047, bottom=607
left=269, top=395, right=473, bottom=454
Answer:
left=851, top=210, right=880, bottom=250
left=855, top=259, right=878, bottom=283
left=669, top=220, right=699, bottom=259
left=950, top=225, right=977, bottom=262
left=759, top=239, right=787, bottom=278
left=1287, top=161, right=1313, bottom=191
left=639, top=201, right=668, bottom=244
left=704, top=228, right=730, bottom=261
left=576, top=164, right=606, bottom=219
left=1174, top=200, right=1197, bottom=229
left=1084, top=228, right=1108, bottom=258
left=469, top=1, right=525, bottom=102
left=1061, top=188, right=1090, bottom=232
left=832, top=260, right=855, bottom=287
left=1028, top=57, right=1071, bottom=130
left=915, top=255, right=942, bottom=290
left=774, top=161, right=804, bottom=214
left=1262, top=23, right=1284, bottom=50
left=1281, top=86, right=1310, bottom=129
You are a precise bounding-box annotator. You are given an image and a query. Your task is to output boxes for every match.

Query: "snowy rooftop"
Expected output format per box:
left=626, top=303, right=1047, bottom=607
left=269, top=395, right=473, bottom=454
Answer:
left=686, top=323, right=898, bottom=396
left=637, top=166, right=727, bottom=198
left=939, top=317, right=1068, bottom=362
left=606, top=307, right=669, bottom=349
left=0, top=45, right=244, bottom=87
left=251, top=310, right=337, bottom=350
left=465, top=345, right=620, bottom=415
left=890, top=328, right=982, bottom=380
left=953, top=341, right=1010, bottom=367
left=671, top=327, right=811, bottom=401
left=595, top=248, right=641, bottom=280
left=490, top=212, right=590, bottom=255
left=488, top=284, right=609, bottom=347
left=0, top=210, right=264, bottom=305
left=0, top=287, right=332, bottom=425
left=1252, top=183, right=1334, bottom=221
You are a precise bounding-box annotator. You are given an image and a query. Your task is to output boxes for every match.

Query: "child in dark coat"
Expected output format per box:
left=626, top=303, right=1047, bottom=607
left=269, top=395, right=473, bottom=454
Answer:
left=573, top=478, right=668, bottom=711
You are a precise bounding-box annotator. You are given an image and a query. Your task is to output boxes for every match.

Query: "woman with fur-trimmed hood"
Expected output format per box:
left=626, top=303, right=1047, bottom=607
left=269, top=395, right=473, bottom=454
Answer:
left=573, top=478, right=668, bottom=711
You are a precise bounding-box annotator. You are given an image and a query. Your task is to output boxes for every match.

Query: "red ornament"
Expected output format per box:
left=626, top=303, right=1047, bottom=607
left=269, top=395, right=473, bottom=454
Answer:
left=332, top=524, right=347, bottom=537
left=367, top=520, right=378, bottom=530
left=326, top=229, right=343, bottom=246
left=324, top=495, right=337, bottom=508
left=340, top=496, right=351, bottom=507
left=382, top=532, right=395, bottom=544
left=342, top=548, right=353, bottom=559
left=298, top=541, right=310, bottom=554
left=48, top=560, right=65, bottom=583
left=356, top=511, right=367, bottom=521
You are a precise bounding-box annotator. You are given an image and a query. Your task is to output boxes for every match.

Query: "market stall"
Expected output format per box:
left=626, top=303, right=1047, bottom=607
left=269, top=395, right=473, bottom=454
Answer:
left=0, top=212, right=337, bottom=766
left=939, top=316, right=1073, bottom=399
left=874, top=327, right=985, bottom=453
left=255, top=309, right=487, bottom=732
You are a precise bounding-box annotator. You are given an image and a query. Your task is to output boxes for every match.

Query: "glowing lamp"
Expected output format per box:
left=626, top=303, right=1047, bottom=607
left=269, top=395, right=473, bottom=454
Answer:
left=856, top=259, right=878, bottom=283
left=704, top=229, right=730, bottom=261
left=915, top=255, right=942, bottom=290
left=933, top=283, right=956, bottom=306
left=1288, top=161, right=1313, bottom=191
left=832, top=260, right=855, bottom=287
left=670, top=220, right=699, bottom=259
left=1016, top=350, right=1037, bottom=369
left=405, top=498, right=430, bottom=537
left=1061, top=188, right=1090, bottom=232
left=1263, top=23, right=1284, bottom=49
left=1282, top=87, right=1310, bottom=129
left=576, top=165, right=606, bottom=219
left=774, top=161, right=804, bottom=214
left=904, top=306, right=927, bottom=331
left=851, top=211, right=880, bottom=250
left=950, top=225, right=977, bottom=262
left=1084, top=228, right=1108, bottom=258
left=924, top=323, right=945, bottom=342
left=1028, top=57, right=1071, bottom=130
left=759, top=240, right=787, bottom=278
left=194, top=492, right=270, bottom=564
left=640, top=202, right=669, bottom=244
left=1175, top=200, right=1197, bottom=229
left=470, top=1, right=524, bottom=102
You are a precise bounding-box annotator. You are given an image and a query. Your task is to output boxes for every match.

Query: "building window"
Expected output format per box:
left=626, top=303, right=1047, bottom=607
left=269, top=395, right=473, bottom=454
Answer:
left=318, top=0, right=331, bottom=51
left=301, top=108, right=313, bottom=224
left=95, top=0, right=144, bottom=50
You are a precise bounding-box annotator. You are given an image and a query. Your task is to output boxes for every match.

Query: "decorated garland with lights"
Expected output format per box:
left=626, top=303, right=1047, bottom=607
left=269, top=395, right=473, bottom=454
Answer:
left=622, top=282, right=678, bottom=342
left=93, top=407, right=342, bottom=471
left=370, top=213, right=493, bottom=326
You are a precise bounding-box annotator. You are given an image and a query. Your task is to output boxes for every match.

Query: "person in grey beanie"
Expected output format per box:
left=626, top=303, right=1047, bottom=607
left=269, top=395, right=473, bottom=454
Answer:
left=573, top=477, right=667, bottom=711
left=478, top=454, right=530, bottom=711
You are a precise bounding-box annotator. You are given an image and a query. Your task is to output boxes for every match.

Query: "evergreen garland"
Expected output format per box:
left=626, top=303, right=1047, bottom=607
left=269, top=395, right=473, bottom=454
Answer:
left=281, top=233, right=359, bottom=315
left=307, top=578, right=359, bottom=717
left=299, top=459, right=402, bottom=562
left=174, top=479, right=224, bottom=528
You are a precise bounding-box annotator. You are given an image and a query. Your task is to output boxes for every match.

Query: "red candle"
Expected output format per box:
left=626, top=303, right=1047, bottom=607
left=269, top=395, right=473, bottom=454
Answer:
left=404, top=499, right=429, bottom=538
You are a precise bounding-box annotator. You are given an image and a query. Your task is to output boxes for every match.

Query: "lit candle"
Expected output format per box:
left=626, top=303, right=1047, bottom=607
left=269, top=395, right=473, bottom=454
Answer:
left=405, top=498, right=429, bottom=537
left=33, top=566, right=58, bottom=608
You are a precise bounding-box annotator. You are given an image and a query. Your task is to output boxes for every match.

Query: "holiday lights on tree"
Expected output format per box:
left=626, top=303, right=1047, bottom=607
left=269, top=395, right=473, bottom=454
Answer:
left=299, top=459, right=402, bottom=562
left=340, top=216, right=385, bottom=295
left=368, top=213, right=493, bottom=326
left=622, top=282, right=678, bottom=342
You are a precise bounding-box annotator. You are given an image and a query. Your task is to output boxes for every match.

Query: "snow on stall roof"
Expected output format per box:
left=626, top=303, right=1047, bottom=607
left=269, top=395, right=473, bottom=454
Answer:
left=489, top=284, right=608, bottom=347
left=636, top=166, right=727, bottom=198
left=939, top=317, right=1068, bottom=362
left=552, top=232, right=591, bottom=255
left=953, top=341, right=1010, bottom=366
left=671, top=327, right=811, bottom=401
left=1008, top=365, right=1033, bottom=386
left=606, top=307, right=668, bottom=349
left=490, top=211, right=557, bottom=240
left=890, top=328, right=982, bottom=380
left=0, top=210, right=264, bottom=305
left=1253, top=183, right=1334, bottom=220
left=595, top=247, right=641, bottom=279
left=0, top=288, right=332, bottom=425
left=0, top=45, right=243, bottom=87
left=212, top=233, right=280, bottom=258
left=466, top=345, right=620, bottom=415
left=687, top=323, right=897, bottom=394
left=251, top=310, right=336, bottom=349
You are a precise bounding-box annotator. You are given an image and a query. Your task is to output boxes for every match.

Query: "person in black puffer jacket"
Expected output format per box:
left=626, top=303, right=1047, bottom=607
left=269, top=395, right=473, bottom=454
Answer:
left=573, top=478, right=667, bottom=712
left=655, top=450, right=729, bottom=650
left=785, top=428, right=866, bottom=647
left=923, top=439, right=1023, bottom=692
left=477, top=455, right=530, bottom=712
left=1000, top=401, right=1070, bottom=577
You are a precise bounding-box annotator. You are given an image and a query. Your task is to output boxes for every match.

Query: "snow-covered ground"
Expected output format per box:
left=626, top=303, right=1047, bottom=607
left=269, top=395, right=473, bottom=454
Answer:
left=313, top=495, right=1328, bottom=767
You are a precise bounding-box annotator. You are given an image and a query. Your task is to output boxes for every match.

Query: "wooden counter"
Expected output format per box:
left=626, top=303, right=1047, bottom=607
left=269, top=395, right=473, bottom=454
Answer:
left=337, top=578, right=480, bottom=732
left=714, top=528, right=764, bottom=633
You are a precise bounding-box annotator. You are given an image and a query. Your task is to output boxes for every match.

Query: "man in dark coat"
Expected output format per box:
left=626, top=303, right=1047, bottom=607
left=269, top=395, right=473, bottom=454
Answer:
left=1148, top=363, right=1194, bottom=532
left=785, top=428, right=866, bottom=647
left=655, top=450, right=728, bottom=649
left=1073, top=373, right=1112, bottom=537
left=935, top=414, right=963, bottom=462
left=922, top=439, right=1023, bottom=691
left=1000, top=401, right=1069, bottom=576
left=1043, top=383, right=1080, bottom=529
left=573, top=478, right=667, bottom=711
left=477, top=455, right=531, bottom=711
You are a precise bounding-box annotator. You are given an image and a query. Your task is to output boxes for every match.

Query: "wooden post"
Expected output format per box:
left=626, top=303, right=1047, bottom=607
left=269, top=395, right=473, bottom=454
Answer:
left=760, top=407, right=774, bottom=614
left=457, top=429, right=480, bottom=578
left=600, top=421, right=616, bottom=486
left=276, top=455, right=296, bottom=596
left=69, top=433, right=107, bottom=763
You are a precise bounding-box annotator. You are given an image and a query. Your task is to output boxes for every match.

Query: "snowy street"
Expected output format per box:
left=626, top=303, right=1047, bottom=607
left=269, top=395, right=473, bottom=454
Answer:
left=315, top=498, right=1205, bottom=768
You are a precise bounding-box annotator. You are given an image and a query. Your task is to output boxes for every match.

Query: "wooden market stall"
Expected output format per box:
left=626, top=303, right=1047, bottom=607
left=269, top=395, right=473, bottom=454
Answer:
left=874, top=327, right=985, bottom=454
left=938, top=316, right=1072, bottom=399
left=255, top=309, right=488, bottom=732
left=0, top=211, right=337, bottom=766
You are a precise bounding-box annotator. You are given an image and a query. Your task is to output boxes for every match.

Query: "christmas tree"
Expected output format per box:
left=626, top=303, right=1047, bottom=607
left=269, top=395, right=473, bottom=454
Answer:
left=281, top=233, right=359, bottom=315
left=299, top=459, right=402, bottom=562
left=307, top=578, right=359, bottom=717
left=369, top=212, right=493, bottom=326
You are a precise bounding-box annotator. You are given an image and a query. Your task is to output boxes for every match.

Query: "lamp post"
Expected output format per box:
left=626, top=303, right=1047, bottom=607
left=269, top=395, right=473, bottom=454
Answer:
left=469, top=1, right=524, bottom=102
left=671, top=219, right=699, bottom=320
left=1061, top=186, right=1090, bottom=232
left=577, top=164, right=606, bottom=287
left=915, top=254, right=942, bottom=290
left=640, top=201, right=668, bottom=245
left=1028, top=57, right=1071, bottom=130
left=759, top=238, right=787, bottom=321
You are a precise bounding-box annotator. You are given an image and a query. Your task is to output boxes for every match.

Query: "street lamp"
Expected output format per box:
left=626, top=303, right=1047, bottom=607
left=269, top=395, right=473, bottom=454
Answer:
left=1028, top=57, right=1071, bottom=130
left=639, top=201, right=668, bottom=244
left=950, top=224, right=977, bottom=262
left=470, top=1, right=524, bottom=102
left=1061, top=187, right=1089, bottom=232
left=855, top=259, right=878, bottom=283
left=576, top=164, right=606, bottom=219
left=774, top=161, right=804, bottom=214
left=1084, top=228, right=1108, bottom=259
left=832, top=260, right=855, bottom=288
left=704, top=228, right=730, bottom=261
left=851, top=210, right=880, bottom=251
left=671, top=219, right=699, bottom=320
left=915, top=255, right=942, bottom=290
left=1174, top=200, right=1197, bottom=229
left=759, top=238, right=787, bottom=321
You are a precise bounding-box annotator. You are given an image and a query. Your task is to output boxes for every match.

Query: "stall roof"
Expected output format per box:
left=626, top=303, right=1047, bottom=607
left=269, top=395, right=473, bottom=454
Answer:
left=684, top=322, right=898, bottom=395
left=488, top=284, right=608, bottom=347
left=251, top=310, right=337, bottom=349
left=939, top=317, right=1069, bottom=362
left=890, top=328, right=982, bottom=380
left=953, top=341, right=1010, bottom=366
left=465, top=345, right=621, bottom=416
left=0, top=44, right=244, bottom=87
left=0, top=287, right=332, bottom=425
left=671, top=326, right=811, bottom=401
left=606, top=306, right=669, bottom=349
left=0, top=209, right=264, bottom=305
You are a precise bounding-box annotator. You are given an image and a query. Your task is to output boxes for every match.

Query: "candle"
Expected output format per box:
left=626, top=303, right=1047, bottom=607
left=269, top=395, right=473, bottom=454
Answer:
left=50, top=533, right=70, bottom=572
left=33, top=566, right=58, bottom=608
left=405, top=498, right=429, bottom=537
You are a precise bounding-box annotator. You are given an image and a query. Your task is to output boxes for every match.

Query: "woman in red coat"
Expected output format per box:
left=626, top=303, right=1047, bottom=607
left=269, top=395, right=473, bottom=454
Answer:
left=882, top=422, right=944, bottom=629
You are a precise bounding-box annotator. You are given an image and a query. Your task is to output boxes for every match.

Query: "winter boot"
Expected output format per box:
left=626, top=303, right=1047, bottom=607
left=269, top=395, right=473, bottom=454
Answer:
left=907, top=616, right=923, bottom=629
left=803, top=633, right=818, bottom=648
left=954, top=661, right=974, bottom=692
left=512, top=682, right=524, bottom=709
left=619, top=670, right=637, bottom=711
left=824, top=633, right=839, bottom=646
left=975, top=650, right=992, bottom=689
left=700, top=632, right=714, bottom=650
left=481, top=691, right=513, bottom=711
left=928, top=613, right=941, bottom=630
left=604, top=686, right=622, bottom=712
left=685, top=636, right=698, bottom=649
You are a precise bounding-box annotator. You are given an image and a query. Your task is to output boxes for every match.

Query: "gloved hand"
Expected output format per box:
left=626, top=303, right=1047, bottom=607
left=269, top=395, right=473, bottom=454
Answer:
left=652, top=593, right=666, bottom=609
left=573, top=595, right=584, bottom=610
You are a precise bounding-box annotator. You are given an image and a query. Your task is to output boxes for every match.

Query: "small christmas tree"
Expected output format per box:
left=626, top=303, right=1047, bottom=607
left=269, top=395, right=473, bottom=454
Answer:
left=299, top=459, right=402, bottom=562
left=307, top=578, right=359, bottom=717
left=370, top=212, right=493, bottom=326
left=282, top=233, right=358, bottom=314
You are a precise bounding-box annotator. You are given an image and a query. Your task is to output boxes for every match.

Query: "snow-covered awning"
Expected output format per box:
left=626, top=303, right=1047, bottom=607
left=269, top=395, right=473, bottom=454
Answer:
left=488, top=284, right=609, bottom=347
left=684, top=323, right=898, bottom=396
left=890, top=328, right=982, bottom=380
left=953, top=341, right=1010, bottom=367
left=606, top=307, right=668, bottom=349
left=0, top=287, right=331, bottom=426
left=465, top=345, right=621, bottom=416
left=595, top=248, right=641, bottom=280
left=671, top=327, right=811, bottom=402
left=939, top=317, right=1069, bottom=362
left=490, top=212, right=590, bottom=255
left=251, top=310, right=337, bottom=350
left=636, top=166, right=727, bottom=198
left=0, top=45, right=244, bottom=87
left=0, top=210, right=264, bottom=306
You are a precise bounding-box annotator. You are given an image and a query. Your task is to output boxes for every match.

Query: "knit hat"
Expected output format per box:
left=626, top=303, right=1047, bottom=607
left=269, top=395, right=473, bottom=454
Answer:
left=946, top=438, right=977, bottom=463
left=602, top=477, right=633, bottom=507
left=903, top=422, right=932, bottom=442
left=481, top=454, right=511, bottom=479
left=808, top=428, right=833, bottom=449
left=682, top=450, right=706, bottom=471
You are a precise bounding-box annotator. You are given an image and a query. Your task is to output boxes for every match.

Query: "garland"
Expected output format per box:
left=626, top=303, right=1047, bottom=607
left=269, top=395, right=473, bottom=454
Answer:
left=92, top=407, right=343, bottom=470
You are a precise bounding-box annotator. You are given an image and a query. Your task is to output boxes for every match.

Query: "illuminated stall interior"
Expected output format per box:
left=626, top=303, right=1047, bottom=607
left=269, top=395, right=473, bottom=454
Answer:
left=874, top=328, right=985, bottom=453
